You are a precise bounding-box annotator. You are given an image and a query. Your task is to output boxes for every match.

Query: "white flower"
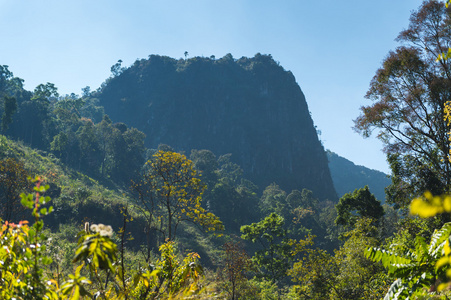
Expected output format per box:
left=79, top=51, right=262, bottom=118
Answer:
left=90, top=224, right=99, bottom=233
left=90, top=223, right=113, bottom=237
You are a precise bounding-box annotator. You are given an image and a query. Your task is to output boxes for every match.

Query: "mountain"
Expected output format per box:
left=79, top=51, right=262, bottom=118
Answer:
left=95, top=53, right=337, bottom=201
left=327, top=150, right=391, bottom=202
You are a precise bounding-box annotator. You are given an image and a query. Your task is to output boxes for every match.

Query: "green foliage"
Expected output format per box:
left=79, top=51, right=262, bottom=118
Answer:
left=110, top=59, right=125, bottom=77
left=0, top=157, right=31, bottom=221
left=0, top=65, right=13, bottom=90
left=216, top=154, right=243, bottom=185
left=355, top=0, right=451, bottom=207
left=335, top=186, right=384, bottom=228
left=258, top=184, right=335, bottom=250
left=332, top=218, right=387, bottom=299
left=32, top=83, right=59, bottom=101
left=190, top=150, right=261, bottom=234
left=241, top=213, right=293, bottom=283
left=73, top=226, right=117, bottom=272
left=0, top=179, right=217, bottom=299
left=288, top=218, right=386, bottom=300
left=48, top=106, right=146, bottom=184
left=208, top=177, right=259, bottom=233
left=0, top=67, right=143, bottom=186
left=190, top=149, right=218, bottom=185
left=259, top=183, right=287, bottom=217
left=0, top=178, right=57, bottom=299
left=61, top=230, right=208, bottom=299
left=96, top=53, right=337, bottom=202
left=366, top=221, right=451, bottom=299
left=288, top=245, right=338, bottom=299
left=217, top=241, right=253, bottom=300
left=1, top=95, right=17, bottom=132
left=133, top=150, right=223, bottom=243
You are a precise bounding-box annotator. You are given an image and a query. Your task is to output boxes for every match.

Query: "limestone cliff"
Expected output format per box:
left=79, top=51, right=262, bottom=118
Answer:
left=96, top=54, right=337, bottom=201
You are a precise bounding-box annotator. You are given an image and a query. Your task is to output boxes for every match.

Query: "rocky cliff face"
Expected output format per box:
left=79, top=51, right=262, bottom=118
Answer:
left=96, top=54, right=337, bottom=201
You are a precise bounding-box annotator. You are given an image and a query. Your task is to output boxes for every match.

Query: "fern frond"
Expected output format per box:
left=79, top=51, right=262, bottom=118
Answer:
left=429, top=222, right=451, bottom=258
left=366, top=247, right=413, bottom=270
left=384, top=278, right=406, bottom=300
left=414, top=236, right=428, bottom=260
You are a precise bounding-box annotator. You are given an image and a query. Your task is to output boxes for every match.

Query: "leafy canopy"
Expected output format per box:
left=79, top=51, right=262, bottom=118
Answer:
left=133, top=150, right=223, bottom=241
left=335, top=186, right=384, bottom=227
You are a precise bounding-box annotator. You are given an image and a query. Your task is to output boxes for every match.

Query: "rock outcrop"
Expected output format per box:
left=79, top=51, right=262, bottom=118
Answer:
left=96, top=53, right=337, bottom=201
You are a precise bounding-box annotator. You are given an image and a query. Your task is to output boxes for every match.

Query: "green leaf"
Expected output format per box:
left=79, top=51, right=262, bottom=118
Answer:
left=42, top=256, right=53, bottom=265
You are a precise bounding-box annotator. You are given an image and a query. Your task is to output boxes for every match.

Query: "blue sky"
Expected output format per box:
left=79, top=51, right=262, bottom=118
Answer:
left=0, top=0, right=426, bottom=173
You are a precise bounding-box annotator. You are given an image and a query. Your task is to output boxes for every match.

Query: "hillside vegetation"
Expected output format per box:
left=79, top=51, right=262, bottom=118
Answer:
left=3, top=1, right=451, bottom=298
left=96, top=53, right=337, bottom=201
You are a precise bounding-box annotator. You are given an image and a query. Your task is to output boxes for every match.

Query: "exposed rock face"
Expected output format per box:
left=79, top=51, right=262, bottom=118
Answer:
left=97, top=54, right=337, bottom=201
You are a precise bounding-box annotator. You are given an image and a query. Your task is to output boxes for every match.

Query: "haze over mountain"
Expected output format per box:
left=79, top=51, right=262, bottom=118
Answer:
left=96, top=54, right=338, bottom=201
left=327, top=150, right=390, bottom=202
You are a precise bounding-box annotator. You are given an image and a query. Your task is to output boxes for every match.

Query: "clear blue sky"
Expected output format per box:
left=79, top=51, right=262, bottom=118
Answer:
left=0, top=0, right=426, bottom=173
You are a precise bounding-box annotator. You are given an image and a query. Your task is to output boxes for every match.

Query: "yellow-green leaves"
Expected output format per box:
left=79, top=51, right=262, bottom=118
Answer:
left=73, top=231, right=117, bottom=273
left=60, top=263, right=93, bottom=300
left=135, top=150, right=223, bottom=241
left=366, top=222, right=451, bottom=298
left=2, top=178, right=215, bottom=299
left=437, top=48, right=451, bottom=61
left=410, top=192, right=451, bottom=217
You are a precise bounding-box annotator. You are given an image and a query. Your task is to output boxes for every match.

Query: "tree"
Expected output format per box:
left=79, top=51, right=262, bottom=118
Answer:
left=288, top=240, right=339, bottom=299
left=132, top=150, right=223, bottom=243
left=33, top=83, right=59, bottom=100
left=288, top=218, right=388, bottom=300
left=354, top=0, right=451, bottom=206
left=259, top=186, right=328, bottom=244
left=0, top=66, right=20, bottom=135
left=240, top=213, right=293, bottom=284
left=16, top=83, right=59, bottom=149
left=219, top=241, right=253, bottom=300
left=79, top=97, right=104, bottom=123
left=259, top=183, right=287, bottom=217
left=190, top=149, right=218, bottom=187
left=0, top=65, right=13, bottom=92
left=1, top=95, right=17, bottom=132
left=0, top=182, right=212, bottom=299
left=208, top=178, right=259, bottom=233
left=110, top=126, right=146, bottom=183
left=81, top=86, right=91, bottom=97
left=335, top=186, right=384, bottom=228
left=0, top=158, right=30, bottom=221
left=76, top=119, right=102, bottom=174
left=216, top=153, right=243, bottom=185
left=332, top=218, right=387, bottom=300
left=96, top=115, right=114, bottom=176
left=111, top=59, right=124, bottom=77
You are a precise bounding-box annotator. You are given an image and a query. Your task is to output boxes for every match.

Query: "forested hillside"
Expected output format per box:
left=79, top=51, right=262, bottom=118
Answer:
left=327, top=150, right=390, bottom=201
left=95, top=54, right=337, bottom=201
